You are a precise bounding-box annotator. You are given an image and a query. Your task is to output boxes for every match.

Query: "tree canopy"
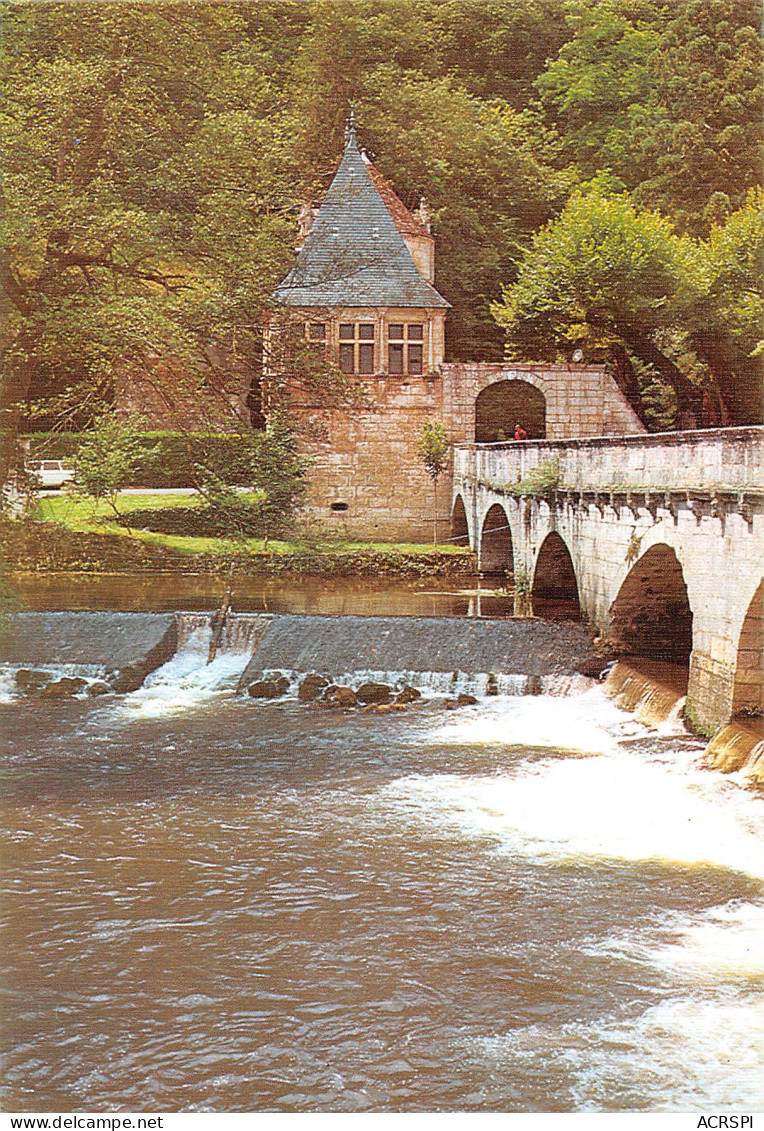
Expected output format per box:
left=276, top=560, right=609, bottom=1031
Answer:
left=1, top=0, right=761, bottom=440
left=493, top=183, right=763, bottom=427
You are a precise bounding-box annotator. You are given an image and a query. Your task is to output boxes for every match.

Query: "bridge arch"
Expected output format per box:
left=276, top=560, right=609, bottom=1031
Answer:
left=475, top=380, right=546, bottom=443
left=732, top=578, right=763, bottom=717
left=451, top=495, right=470, bottom=547
left=479, top=503, right=514, bottom=576
left=608, top=544, right=693, bottom=663
left=532, top=532, right=580, bottom=619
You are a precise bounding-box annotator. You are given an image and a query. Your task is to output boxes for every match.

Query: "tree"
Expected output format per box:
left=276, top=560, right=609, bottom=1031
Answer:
left=0, top=3, right=299, bottom=479
left=417, top=420, right=449, bottom=546
left=492, top=182, right=713, bottom=427
left=688, top=188, right=764, bottom=423
left=536, top=0, right=665, bottom=188
left=73, top=413, right=145, bottom=518
left=188, top=411, right=310, bottom=548
left=537, top=0, right=763, bottom=233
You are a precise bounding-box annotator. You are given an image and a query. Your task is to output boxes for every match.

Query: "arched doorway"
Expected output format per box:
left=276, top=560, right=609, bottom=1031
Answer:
left=532, top=532, right=580, bottom=619
left=608, top=544, right=693, bottom=663
left=451, top=495, right=469, bottom=547
left=732, top=579, right=763, bottom=717
left=479, top=504, right=514, bottom=576
left=475, top=380, right=546, bottom=443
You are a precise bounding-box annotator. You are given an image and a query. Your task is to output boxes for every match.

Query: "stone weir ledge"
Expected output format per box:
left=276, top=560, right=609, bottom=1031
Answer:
left=0, top=610, right=600, bottom=692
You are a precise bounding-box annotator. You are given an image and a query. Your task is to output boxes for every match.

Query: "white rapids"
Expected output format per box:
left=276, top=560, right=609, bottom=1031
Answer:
left=377, top=687, right=764, bottom=1112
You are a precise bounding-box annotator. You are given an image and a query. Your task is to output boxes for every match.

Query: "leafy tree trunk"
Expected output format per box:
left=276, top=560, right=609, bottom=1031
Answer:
left=608, top=344, right=652, bottom=429
left=432, top=475, right=438, bottom=547
left=621, top=326, right=704, bottom=428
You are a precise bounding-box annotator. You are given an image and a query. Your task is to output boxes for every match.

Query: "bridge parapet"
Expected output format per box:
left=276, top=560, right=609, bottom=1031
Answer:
left=453, top=426, right=763, bottom=736
left=453, top=425, right=763, bottom=495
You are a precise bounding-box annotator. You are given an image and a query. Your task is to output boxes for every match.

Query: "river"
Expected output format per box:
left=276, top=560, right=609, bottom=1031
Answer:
left=1, top=600, right=762, bottom=1112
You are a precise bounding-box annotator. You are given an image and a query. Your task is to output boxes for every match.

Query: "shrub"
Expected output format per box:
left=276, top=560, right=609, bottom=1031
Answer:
left=115, top=504, right=265, bottom=539
left=506, top=458, right=561, bottom=498
left=22, top=431, right=267, bottom=488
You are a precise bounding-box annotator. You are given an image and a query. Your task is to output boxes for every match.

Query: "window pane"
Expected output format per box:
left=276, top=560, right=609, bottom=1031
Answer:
left=408, top=344, right=423, bottom=374
left=308, top=322, right=326, bottom=340
left=358, top=323, right=375, bottom=340
left=388, top=343, right=404, bottom=374
left=358, top=343, right=375, bottom=373
left=388, top=324, right=404, bottom=340
left=407, top=324, right=424, bottom=341
left=339, top=344, right=355, bottom=373
left=339, top=323, right=355, bottom=340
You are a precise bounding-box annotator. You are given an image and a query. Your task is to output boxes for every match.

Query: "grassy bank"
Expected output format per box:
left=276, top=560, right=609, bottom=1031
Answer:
left=5, top=498, right=475, bottom=577
left=34, top=495, right=469, bottom=561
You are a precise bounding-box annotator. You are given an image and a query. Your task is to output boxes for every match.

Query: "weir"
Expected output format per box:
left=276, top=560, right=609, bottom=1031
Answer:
left=0, top=611, right=177, bottom=668
left=1, top=610, right=597, bottom=681
left=4, top=610, right=761, bottom=785
left=238, top=613, right=596, bottom=686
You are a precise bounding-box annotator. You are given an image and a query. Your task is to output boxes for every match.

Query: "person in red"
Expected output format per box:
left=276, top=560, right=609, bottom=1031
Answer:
left=513, top=423, right=528, bottom=441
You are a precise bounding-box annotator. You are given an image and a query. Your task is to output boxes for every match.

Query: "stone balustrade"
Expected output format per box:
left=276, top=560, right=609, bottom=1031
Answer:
left=454, top=425, right=764, bottom=496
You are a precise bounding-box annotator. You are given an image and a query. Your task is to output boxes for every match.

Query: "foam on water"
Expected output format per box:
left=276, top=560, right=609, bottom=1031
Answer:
left=384, top=690, right=764, bottom=875
left=0, top=667, right=17, bottom=704
left=480, top=993, right=764, bottom=1112
left=383, top=686, right=764, bottom=1110
left=593, top=899, right=764, bottom=981
left=114, top=630, right=250, bottom=719
left=298, top=668, right=533, bottom=697
left=414, top=685, right=631, bottom=754
left=0, top=662, right=107, bottom=702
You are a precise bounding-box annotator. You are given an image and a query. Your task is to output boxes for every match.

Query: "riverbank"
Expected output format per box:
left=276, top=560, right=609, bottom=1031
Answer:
left=0, top=519, right=476, bottom=577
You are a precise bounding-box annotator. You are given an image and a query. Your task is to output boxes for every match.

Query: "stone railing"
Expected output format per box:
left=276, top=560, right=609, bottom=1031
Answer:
left=454, top=426, right=764, bottom=496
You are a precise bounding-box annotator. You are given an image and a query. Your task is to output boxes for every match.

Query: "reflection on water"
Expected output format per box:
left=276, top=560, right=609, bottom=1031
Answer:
left=2, top=655, right=763, bottom=1113
left=10, top=573, right=582, bottom=623
left=10, top=572, right=487, bottom=617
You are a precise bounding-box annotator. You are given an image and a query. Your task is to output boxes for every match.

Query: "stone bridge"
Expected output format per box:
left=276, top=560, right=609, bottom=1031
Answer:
left=452, top=426, right=764, bottom=733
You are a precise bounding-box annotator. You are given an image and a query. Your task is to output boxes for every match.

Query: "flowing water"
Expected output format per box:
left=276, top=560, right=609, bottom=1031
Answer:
left=1, top=616, right=763, bottom=1113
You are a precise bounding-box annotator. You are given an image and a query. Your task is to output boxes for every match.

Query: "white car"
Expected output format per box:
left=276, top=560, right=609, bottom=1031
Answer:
left=27, top=459, right=75, bottom=489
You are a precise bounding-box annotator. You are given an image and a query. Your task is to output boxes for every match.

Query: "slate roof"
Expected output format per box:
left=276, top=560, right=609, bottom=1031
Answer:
left=365, top=160, right=430, bottom=239
left=271, top=129, right=450, bottom=310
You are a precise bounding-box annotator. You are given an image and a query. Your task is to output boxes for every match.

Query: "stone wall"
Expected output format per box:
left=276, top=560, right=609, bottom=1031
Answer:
left=295, top=361, right=643, bottom=541
left=732, top=580, right=763, bottom=715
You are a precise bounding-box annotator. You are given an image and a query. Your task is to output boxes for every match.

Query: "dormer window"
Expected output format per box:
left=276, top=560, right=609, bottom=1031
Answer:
left=339, top=322, right=376, bottom=374
left=388, top=323, right=424, bottom=375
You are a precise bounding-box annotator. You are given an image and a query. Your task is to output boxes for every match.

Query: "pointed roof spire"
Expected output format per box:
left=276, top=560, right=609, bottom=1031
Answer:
left=345, top=106, right=357, bottom=146
left=271, top=123, right=449, bottom=309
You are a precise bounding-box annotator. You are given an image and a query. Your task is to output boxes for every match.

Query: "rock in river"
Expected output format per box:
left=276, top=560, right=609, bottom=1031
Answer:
left=395, top=685, right=422, bottom=704
left=356, top=681, right=392, bottom=705
left=298, top=674, right=329, bottom=702
left=40, top=676, right=88, bottom=699
left=324, top=686, right=358, bottom=708
left=248, top=676, right=290, bottom=699
left=14, top=669, right=53, bottom=694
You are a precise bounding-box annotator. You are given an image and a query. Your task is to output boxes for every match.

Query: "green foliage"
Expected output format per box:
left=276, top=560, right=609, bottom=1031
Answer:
left=511, top=567, right=533, bottom=596
left=172, top=412, right=309, bottom=544
left=1, top=0, right=760, bottom=435
left=417, top=419, right=450, bottom=546
left=506, top=458, right=561, bottom=497
left=417, top=420, right=449, bottom=481
left=493, top=182, right=763, bottom=426
left=117, top=503, right=263, bottom=540
left=537, top=0, right=763, bottom=232
left=73, top=414, right=145, bottom=514
left=1, top=3, right=298, bottom=438
left=23, top=430, right=298, bottom=489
